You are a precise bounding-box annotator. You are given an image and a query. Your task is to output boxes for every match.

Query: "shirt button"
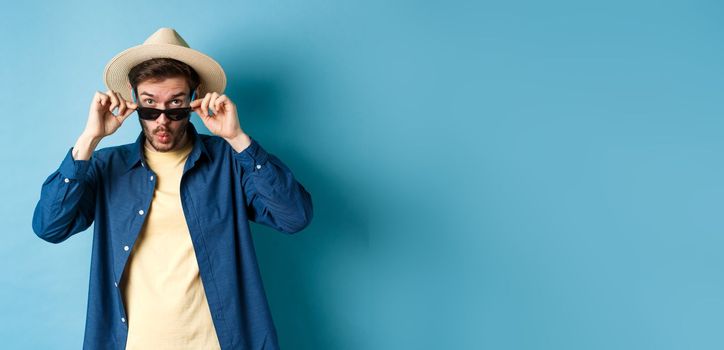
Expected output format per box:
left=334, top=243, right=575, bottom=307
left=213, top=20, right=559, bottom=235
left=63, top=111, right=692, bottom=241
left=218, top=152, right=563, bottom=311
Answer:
left=149, top=175, right=154, bottom=181
left=138, top=210, right=144, bottom=215
left=256, top=164, right=262, bottom=170
left=114, top=282, right=118, bottom=287
left=64, top=178, right=70, bottom=183
left=121, top=317, right=126, bottom=323
left=123, top=245, right=129, bottom=251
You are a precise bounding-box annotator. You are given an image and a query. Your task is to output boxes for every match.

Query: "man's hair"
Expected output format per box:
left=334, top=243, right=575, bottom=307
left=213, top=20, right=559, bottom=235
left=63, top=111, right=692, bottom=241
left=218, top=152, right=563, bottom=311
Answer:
left=128, top=57, right=201, bottom=100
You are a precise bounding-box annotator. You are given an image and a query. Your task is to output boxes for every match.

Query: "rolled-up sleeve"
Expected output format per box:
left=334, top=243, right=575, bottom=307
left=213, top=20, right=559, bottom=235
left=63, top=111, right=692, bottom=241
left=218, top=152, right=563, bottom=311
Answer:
left=32, top=147, right=97, bottom=243
left=234, top=138, right=313, bottom=234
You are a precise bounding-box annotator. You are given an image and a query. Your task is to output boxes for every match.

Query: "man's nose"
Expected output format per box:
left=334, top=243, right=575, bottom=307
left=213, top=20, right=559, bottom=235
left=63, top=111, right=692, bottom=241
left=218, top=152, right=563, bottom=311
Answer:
left=156, top=111, right=171, bottom=124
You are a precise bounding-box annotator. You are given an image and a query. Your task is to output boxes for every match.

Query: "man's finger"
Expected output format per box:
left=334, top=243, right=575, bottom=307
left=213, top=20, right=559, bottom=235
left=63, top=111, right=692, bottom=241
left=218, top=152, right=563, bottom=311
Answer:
left=107, top=90, right=119, bottom=115
left=214, top=95, right=228, bottom=113
left=200, top=93, right=212, bottom=119
left=94, top=91, right=102, bottom=105
left=190, top=99, right=203, bottom=118
left=121, top=101, right=136, bottom=118
left=116, top=92, right=127, bottom=116
left=92, top=91, right=101, bottom=107
left=208, top=92, right=219, bottom=115
left=96, top=92, right=110, bottom=108
left=113, top=91, right=124, bottom=115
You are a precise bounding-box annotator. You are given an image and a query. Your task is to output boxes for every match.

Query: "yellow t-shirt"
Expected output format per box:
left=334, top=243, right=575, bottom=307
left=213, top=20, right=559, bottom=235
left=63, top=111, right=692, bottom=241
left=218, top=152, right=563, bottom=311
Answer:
left=120, top=140, right=221, bottom=349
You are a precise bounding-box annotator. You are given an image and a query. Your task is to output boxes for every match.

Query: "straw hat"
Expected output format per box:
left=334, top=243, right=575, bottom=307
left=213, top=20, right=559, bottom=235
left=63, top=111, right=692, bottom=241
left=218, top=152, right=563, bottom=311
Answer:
left=103, top=27, right=226, bottom=101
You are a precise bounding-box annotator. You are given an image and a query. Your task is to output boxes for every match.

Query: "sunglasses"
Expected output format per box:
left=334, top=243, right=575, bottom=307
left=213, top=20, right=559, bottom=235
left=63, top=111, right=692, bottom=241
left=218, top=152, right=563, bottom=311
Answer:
left=132, top=89, right=197, bottom=121
left=136, top=106, right=193, bottom=121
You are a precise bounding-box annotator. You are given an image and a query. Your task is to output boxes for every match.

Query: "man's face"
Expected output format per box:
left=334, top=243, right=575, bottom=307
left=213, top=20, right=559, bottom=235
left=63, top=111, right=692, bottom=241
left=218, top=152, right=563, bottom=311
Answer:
left=136, top=76, right=192, bottom=152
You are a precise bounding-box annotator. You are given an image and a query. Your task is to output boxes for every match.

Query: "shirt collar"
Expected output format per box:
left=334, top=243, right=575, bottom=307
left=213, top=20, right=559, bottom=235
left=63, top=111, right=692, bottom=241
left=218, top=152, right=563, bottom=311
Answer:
left=124, top=122, right=212, bottom=173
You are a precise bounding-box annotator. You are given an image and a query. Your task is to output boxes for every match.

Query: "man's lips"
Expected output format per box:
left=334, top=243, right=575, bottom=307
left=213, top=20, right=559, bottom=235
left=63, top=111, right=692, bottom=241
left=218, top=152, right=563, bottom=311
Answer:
left=156, top=131, right=171, bottom=142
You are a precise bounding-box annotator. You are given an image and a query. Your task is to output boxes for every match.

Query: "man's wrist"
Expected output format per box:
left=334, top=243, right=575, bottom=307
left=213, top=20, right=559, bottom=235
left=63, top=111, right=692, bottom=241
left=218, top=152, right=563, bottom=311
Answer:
left=73, top=133, right=103, bottom=160
left=224, top=132, right=252, bottom=153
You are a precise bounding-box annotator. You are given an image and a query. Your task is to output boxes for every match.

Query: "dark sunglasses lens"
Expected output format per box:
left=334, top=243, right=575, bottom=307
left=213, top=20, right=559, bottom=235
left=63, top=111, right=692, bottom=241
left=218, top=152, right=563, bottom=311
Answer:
left=137, top=108, right=190, bottom=121
left=166, top=109, right=191, bottom=121
left=137, top=108, right=160, bottom=120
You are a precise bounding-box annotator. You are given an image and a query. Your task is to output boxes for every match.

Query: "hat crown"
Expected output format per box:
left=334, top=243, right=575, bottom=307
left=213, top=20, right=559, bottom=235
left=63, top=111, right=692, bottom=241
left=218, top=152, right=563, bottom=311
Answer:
left=142, top=27, right=189, bottom=48
left=104, top=27, right=226, bottom=102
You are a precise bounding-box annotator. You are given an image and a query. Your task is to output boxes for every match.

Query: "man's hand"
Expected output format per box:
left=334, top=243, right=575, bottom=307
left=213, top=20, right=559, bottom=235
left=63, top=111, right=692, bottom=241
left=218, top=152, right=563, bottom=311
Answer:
left=84, top=90, right=137, bottom=139
left=191, top=92, right=251, bottom=152
left=73, top=90, right=137, bottom=160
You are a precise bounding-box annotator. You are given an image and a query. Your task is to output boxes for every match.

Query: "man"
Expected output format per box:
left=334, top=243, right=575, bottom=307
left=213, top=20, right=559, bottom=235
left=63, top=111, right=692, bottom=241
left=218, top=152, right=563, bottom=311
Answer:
left=31, top=27, right=313, bottom=350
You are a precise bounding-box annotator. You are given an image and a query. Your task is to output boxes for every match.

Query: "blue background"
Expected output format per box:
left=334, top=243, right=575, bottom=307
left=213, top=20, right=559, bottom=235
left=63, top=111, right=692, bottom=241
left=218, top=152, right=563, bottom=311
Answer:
left=2, top=0, right=724, bottom=349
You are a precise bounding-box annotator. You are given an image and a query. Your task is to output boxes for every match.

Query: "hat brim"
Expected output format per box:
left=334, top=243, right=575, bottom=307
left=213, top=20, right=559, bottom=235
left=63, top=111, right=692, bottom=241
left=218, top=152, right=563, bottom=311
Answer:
left=103, top=43, right=226, bottom=102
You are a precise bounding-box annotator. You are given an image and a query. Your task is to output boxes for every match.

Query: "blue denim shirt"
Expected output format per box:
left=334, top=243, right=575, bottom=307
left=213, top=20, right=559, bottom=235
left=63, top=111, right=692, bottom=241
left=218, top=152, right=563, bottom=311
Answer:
left=31, top=122, right=313, bottom=349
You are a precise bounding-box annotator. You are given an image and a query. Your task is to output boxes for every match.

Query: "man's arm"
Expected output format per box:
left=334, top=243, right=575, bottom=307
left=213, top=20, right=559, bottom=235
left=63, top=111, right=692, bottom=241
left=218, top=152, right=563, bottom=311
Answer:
left=31, top=145, right=98, bottom=243
left=234, top=137, right=314, bottom=234
left=192, top=92, right=313, bottom=233
left=72, top=133, right=103, bottom=161
left=32, top=90, right=136, bottom=243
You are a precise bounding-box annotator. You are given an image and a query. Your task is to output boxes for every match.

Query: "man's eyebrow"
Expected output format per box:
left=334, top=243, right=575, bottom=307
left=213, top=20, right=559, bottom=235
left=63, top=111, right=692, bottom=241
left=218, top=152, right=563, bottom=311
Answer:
left=139, top=92, right=187, bottom=98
